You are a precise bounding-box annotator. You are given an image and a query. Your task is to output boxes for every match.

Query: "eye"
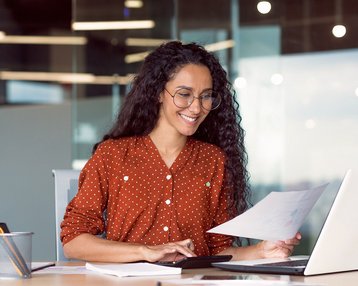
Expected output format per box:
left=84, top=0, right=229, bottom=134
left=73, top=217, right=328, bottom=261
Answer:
left=201, top=92, right=213, bottom=100
left=176, top=90, right=192, bottom=98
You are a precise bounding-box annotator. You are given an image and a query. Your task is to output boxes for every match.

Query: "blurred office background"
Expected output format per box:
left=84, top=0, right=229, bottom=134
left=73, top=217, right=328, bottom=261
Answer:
left=0, top=0, right=357, bottom=260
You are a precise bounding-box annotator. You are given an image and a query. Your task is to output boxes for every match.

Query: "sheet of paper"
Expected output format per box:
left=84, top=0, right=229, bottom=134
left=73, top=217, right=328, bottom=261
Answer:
left=86, top=262, right=181, bottom=277
left=208, top=184, right=328, bottom=241
left=33, top=265, right=92, bottom=275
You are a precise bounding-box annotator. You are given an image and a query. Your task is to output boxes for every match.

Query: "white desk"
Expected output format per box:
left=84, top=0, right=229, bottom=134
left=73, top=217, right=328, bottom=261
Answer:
left=1, top=262, right=357, bottom=286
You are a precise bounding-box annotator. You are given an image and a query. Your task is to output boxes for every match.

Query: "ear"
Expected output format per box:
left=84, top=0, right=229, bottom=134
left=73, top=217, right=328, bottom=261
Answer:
left=159, top=91, right=164, bottom=103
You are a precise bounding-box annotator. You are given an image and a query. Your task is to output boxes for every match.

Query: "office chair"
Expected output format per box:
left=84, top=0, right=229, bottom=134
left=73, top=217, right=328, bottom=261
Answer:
left=52, top=169, right=80, bottom=261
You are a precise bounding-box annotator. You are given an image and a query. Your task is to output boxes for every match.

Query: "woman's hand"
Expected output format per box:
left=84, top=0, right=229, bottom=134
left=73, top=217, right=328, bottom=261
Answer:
left=142, top=238, right=196, bottom=262
left=259, top=232, right=302, bottom=259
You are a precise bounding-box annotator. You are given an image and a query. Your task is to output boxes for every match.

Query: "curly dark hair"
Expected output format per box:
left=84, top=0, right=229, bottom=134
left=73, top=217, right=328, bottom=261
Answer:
left=93, top=41, right=250, bottom=217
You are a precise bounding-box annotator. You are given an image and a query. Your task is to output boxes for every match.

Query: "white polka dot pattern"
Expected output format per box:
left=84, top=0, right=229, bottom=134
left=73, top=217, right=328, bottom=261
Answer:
left=60, top=135, right=234, bottom=255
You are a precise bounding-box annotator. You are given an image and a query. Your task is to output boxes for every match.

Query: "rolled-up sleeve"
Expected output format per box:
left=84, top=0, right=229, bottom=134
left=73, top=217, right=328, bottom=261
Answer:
left=60, top=145, right=109, bottom=245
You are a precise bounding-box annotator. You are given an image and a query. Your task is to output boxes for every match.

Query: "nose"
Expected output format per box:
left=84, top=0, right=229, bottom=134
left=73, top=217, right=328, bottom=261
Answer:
left=188, top=97, right=201, bottom=113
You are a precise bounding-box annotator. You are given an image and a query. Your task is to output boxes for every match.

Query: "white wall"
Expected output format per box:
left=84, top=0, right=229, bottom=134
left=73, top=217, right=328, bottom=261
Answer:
left=0, top=103, right=72, bottom=261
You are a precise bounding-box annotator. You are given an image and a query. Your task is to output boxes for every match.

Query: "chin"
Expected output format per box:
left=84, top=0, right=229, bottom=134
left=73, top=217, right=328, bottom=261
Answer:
left=180, top=128, right=198, bottom=137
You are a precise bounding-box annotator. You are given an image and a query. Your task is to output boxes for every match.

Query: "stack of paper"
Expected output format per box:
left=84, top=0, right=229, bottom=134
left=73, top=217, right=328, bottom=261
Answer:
left=85, top=262, right=181, bottom=277
left=208, top=184, right=327, bottom=241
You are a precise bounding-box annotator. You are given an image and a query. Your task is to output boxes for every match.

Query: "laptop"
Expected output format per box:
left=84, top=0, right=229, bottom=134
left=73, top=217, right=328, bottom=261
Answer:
left=213, top=169, right=358, bottom=276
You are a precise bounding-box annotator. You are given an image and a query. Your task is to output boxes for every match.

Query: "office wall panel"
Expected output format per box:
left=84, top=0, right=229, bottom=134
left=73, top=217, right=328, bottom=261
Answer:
left=0, top=103, right=72, bottom=260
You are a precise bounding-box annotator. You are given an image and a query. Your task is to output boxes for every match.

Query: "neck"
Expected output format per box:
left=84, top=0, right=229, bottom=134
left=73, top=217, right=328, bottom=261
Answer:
left=149, top=109, right=188, bottom=155
left=149, top=127, right=187, bottom=156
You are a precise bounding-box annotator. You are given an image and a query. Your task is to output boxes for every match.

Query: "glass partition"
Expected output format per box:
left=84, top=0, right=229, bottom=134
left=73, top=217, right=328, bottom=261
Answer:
left=71, top=0, right=358, bottom=253
left=3, top=0, right=350, bottom=254
left=71, top=0, right=175, bottom=166
left=1, top=0, right=356, bottom=259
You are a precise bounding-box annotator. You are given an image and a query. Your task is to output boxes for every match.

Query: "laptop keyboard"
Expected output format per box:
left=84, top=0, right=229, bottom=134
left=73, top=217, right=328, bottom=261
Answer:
left=257, top=259, right=308, bottom=267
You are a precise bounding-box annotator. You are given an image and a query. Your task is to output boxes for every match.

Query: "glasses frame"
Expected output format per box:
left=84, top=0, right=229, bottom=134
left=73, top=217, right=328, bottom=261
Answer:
left=164, top=88, right=221, bottom=111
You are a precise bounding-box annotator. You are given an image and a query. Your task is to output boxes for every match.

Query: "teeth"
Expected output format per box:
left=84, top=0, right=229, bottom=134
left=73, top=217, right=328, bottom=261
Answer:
left=180, top=114, right=196, bottom=122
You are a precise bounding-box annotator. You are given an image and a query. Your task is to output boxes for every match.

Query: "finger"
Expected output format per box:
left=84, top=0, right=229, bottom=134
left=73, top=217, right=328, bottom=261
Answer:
left=173, top=243, right=196, bottom=257
left=274, top=242, right=294, bottom=257
left=275, top=236, right=300, bottom=247
left=183, top=238, right=195, bottom=251
left=274, top=241, right=295, bottom=252
left=283, top=237, right=301, bottom=246
left=158, top=244, right=191, bottom=258
left=284, top=232, right=302, bottom=245
left=177, top=239, right=195, bottom=253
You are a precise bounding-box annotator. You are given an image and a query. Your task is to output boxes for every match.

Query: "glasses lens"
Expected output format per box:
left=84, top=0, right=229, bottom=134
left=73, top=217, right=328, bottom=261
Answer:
left=173, top=88, right=221, bottom=110
left=208, top=93, right=221, bottom=110
left=173, top=89, right=193, bottom=108
left=201, top=92, right=221, bottom=111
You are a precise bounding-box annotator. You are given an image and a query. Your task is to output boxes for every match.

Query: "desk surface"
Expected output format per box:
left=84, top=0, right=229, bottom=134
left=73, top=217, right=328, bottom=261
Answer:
left=1, top=262, right=358, bottom=286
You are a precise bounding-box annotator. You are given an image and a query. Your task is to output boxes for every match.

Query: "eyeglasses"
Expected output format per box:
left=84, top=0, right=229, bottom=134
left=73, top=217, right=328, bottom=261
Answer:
left=164, top=88, right=221, bottom=111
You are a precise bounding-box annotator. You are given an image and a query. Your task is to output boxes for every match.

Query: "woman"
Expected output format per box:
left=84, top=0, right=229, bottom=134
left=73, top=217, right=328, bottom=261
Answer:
left=61, top=41, right=300, bottom=263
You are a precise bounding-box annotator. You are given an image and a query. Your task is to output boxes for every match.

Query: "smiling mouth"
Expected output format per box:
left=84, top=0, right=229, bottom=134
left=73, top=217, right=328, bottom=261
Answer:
left=180, top=113, right=198, bottom=123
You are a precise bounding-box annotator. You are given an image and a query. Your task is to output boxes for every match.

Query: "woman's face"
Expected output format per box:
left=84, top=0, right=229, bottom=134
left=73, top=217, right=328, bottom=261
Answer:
left=158, top=63, right=213, bottom=137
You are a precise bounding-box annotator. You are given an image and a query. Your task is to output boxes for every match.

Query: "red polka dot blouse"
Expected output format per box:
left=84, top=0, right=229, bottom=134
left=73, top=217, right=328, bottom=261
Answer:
left=60, top=135, right=234, bottom=256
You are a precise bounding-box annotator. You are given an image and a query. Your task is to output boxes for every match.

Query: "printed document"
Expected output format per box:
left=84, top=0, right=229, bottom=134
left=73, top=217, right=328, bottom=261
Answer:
left=86, top=262, right=181, bottom=277
left=208, top=184, right=327, bottom=241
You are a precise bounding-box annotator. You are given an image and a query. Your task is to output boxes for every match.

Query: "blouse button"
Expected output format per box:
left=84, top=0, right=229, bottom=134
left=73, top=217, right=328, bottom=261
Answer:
left=124, top=176, right=129, bottom=181
left=163, top=226, right=169, bottom=232
left=166, top=174, right=172, bottom=180
left=165, top=199, right=171, bottom=205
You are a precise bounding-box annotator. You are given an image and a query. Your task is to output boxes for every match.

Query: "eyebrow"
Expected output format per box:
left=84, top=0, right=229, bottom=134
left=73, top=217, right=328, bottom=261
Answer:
left=175, top=85, right=213, bottom=92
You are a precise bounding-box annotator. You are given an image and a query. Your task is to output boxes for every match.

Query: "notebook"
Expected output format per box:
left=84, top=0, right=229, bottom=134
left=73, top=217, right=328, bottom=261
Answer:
left=213, top=169, right=358, bottom=276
